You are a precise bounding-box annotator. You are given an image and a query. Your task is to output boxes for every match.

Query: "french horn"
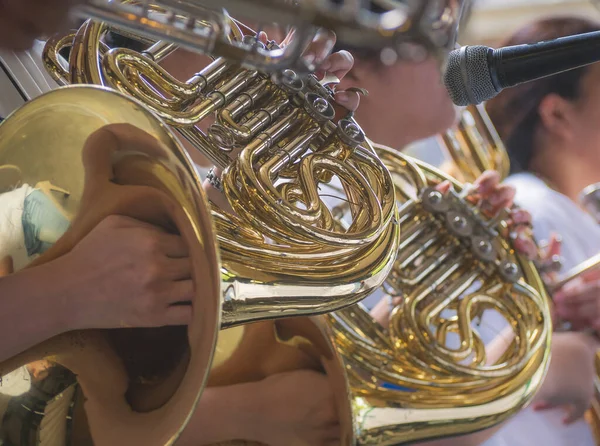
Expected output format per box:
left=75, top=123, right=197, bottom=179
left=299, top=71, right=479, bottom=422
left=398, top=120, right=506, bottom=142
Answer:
left=323, top=103, right=549, bottom=444
left=325, top=145, right=551, bottom=444
left=0, top=85, right=222, bottom=446
left=201, top=144, right=551, bottom=446
left=444, top=100, right=600, bottom=444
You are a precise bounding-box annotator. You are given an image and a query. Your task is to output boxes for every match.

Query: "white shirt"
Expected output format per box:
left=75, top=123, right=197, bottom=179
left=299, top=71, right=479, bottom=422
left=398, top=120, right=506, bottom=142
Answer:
left=481, top=172, right=600, bottom=446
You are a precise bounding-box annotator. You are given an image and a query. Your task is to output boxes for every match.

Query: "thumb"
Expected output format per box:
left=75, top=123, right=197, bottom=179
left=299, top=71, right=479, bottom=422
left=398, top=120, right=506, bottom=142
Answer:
left=257, top=31, right=268, bottom=44
left=545, top=233, right=563, bottom=260
left=0, top=255, right=13, bottom=276
left=563, top=404, right=587, bottom=425
left=533, top=401, right=556, bottom=411
left=435, top=180, right=451, bottom=194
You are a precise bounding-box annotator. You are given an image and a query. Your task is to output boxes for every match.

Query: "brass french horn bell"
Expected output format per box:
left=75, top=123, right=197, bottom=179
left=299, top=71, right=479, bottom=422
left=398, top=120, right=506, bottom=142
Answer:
left=0, top=85, right=221, bottom=446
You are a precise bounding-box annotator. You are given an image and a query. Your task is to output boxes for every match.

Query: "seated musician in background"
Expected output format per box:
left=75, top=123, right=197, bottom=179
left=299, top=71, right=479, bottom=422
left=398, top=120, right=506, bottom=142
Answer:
left=483, top=16, right=600, bottom=446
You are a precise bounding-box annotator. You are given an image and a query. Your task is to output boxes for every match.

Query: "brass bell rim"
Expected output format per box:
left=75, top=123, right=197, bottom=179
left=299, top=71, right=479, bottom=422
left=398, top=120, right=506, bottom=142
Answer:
left=0, top=84, right=222, bottom=445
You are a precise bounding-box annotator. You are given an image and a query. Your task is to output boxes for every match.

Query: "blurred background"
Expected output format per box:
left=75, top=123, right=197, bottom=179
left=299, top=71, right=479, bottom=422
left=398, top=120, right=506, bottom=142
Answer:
left=405, top=0, right=600, bottom=168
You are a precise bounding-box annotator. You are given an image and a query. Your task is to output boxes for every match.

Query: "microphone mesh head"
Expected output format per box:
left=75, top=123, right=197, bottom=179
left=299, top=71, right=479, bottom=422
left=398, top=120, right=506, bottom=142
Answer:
left=443, top=45, right=497, bottom=106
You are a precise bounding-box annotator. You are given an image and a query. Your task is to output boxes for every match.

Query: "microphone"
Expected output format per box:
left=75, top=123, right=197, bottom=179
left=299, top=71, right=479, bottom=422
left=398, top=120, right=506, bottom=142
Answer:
left=444, top=30, right=600, bottom=106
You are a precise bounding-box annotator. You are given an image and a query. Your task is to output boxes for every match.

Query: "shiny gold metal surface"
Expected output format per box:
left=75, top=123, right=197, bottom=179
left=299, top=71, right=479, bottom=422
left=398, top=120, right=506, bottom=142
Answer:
left=203, top=316, right=354, bottom=446
left=441, top=104, right=511, bottom=183
left=71, top=0, right=470, bottom=73
left=325, top=145, right=551, bottom=445
left=26, top=4, right=537, bottom=446
left=44, top=16, right=401, bottom=327
left=0, top=85, right=221, bottom=446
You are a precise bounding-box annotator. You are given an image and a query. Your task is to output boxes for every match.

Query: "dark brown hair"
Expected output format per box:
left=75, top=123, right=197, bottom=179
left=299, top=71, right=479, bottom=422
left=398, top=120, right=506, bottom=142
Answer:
left=486, top=17, right=600, bottom=174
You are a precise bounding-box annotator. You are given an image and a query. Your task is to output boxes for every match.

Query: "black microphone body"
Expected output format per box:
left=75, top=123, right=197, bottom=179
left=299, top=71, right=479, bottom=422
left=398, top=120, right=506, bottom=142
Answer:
left=444, top=30, right=600, bottom=106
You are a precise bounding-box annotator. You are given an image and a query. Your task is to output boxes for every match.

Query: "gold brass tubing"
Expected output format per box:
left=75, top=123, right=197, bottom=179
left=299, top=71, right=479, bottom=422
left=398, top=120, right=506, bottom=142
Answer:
left=177, top=127, right=232, bottom=171
left=42, top=33, right=77, bottom=86
left=551, top=252, right=600, bottom=291
left=143, top=41, right=178, bottom=62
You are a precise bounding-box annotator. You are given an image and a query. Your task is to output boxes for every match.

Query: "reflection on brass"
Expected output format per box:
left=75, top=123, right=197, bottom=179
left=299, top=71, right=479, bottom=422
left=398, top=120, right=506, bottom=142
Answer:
left=322, top=146, right=552, bottom=445
left=205, top=317, right=355, bottom=446
left=43, top=13, right=401, bottom=327
left=0, top=86, right=222, bottom=446
left=441, top=104, right=511, bottom=183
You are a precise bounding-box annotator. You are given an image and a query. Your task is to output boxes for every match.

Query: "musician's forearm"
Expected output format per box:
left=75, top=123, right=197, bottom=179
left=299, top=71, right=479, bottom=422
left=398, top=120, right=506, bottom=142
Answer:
left=370, top=295, right=402, bottom=328
left=0, top=261, right=68, bottom=363
left=534, top=330, right=597, bottom=403
left=177, top=381, right=265, bottom=445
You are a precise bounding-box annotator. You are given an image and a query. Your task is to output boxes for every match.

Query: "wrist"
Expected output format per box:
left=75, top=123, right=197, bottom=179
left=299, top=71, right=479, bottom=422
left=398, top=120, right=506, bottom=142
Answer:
left=0, top=260, right=72, bottom=361
left=34, top=255, right=82, bottom=332
left=179, top=380, right=270, bottom=445
left=239, top=379, right=274, bottom=443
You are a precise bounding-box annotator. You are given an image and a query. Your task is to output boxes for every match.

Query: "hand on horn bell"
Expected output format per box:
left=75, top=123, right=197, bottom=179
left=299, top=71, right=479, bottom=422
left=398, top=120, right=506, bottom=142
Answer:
left=55, top=215, right=194, bottom=331
left=0, top=0, right=81, bottom=51
left=248, top=370, right=341, bottom=446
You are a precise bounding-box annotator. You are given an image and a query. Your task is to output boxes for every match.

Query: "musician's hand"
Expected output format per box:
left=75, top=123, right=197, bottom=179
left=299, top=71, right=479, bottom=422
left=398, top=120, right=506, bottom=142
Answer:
left=57, top=215, right=193, bottom=330
left=436, top=170, right=538, bottom=259
left=370, top=294, right=403, bottom=329
left=251, top=370, right=340, bottom=446
left=0, top=0, right=79, bottom=51
left=553, top=268, right=600, bottom=332
left=259, top=29, right=360, bottom=112
left=532, top=331, right=596, bottom=424
left=435, top=170, right=514, bottom=213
